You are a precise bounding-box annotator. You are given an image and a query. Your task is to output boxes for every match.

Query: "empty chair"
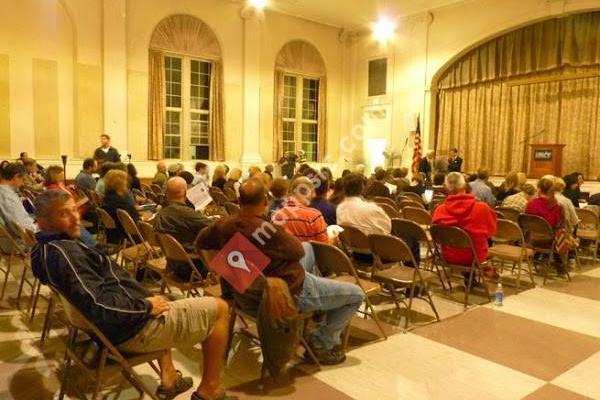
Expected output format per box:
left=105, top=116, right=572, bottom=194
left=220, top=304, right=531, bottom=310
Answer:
left=116, top=209, right=157, bottom=276
left=488, top=219, right=535, bottom=291
left=377, top=203, right=401, bottom=219
left=369, top=234, right=440, bottom=329
left=373, top=196, right=398, bottom=211
left=518, top=213, right=570, bottom=284
left=399, top=199, right=426, bottom=210
left=402, top=207, right=432, bottom=226
left=138, top=221, right=168, bottom=279
left=338, top=225, right=373, bottom=274
left=430, top=225, right=492, bottom=308
left=576, top=208, right=599, bottom=263
left=495, top=206, right=520, bottom=223
left=403, top=192, right=424, bottom=204
left=310, top=241, right=387, bottom=350
left=0, top=225, right=27, bottom=301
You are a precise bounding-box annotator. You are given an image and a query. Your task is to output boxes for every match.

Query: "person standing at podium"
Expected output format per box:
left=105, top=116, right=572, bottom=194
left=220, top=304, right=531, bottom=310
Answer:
left=448, top=148, right=463, bottom=172
left=93, top=134, right=121, bottom=166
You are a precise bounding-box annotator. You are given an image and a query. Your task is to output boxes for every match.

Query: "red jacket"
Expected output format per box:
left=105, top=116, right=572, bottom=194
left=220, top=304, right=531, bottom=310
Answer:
left=525, top=197, right=561, bottom=228
left=432, top=193, right=497, bottom=265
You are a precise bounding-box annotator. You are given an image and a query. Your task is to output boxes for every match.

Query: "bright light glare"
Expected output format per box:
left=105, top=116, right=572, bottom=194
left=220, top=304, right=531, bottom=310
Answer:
left=373, top=16, right=396, bottom=42
left=249, top=0, right=268, bottom=9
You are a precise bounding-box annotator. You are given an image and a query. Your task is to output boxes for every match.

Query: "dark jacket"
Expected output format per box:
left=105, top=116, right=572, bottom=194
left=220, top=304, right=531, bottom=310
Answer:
left=31, top=231, right=152, bottom=345
left=418, top=158, right=432, bottom=178
left=102, top=190, right=139, bottom=244
left=212, top=177, right=226, bottom=190
left=563, top=187, right=580, bottom=208
left=94, top=146, right=121, bottom=163
left=153, top=201, right=212, bottom=253
left=364, top=181, right=390, bottom=198
left=310, top=198, right=337, bottom=226
left=448, top=157, right=463, bottom=172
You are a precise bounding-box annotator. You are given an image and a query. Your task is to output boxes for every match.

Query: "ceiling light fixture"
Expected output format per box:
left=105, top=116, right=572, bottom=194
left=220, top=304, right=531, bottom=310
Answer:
left=373, top=16, right=396, bottom=43
left=249, top=0, right=268, bottom=10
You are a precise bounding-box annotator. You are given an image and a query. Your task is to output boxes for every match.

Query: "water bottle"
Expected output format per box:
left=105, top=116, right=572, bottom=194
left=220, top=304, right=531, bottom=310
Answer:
left=494, top=283, right=504, bottom=306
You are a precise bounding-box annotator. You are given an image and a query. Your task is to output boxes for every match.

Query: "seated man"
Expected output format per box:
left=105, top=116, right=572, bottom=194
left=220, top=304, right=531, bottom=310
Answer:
left=154, top=177, right=214, bottom=280
left=31, top=190, right=234, bottom=400
left=310, top=176, right=337, bottom=226
left=469, top=168, right=496, bottom=207
left=272, top=176, right=328, bottom=243
left=0, top=163, right=37, bottom=251
left=502, top=183, right=535, bottom=212
left=432, top=172, right=497, bottom=283
left=75, top=158, right=97, bottom=192
left=364, top=168, right=390, bottom=198
left=337, top=173, right=391, bottom=236
left=196, top=179, right=364, bottom=365
left=153, top=161, right=168, bottom=188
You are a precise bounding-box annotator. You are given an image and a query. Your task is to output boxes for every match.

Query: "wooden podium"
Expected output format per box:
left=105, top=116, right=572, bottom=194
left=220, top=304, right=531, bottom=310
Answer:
left=528, top=144, right=565, bottom=178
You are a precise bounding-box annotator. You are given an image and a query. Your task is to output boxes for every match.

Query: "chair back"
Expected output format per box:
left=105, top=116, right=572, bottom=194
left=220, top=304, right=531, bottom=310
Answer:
left=495, top=207, right=520, bottom=223
left=132, top=188, right=146, bottom=200
left=157, top=233, right=193, bottom=264
left=88, top=191, right=103, bottom=207
left=310, top=241, right=357, bottom=279
left=430, top=225, right=476, bottom=253
left=391, top=218, right=428, bottom=243
left=576, top=208, right=599, bottom=231
left=140, top=183, right=152, bottom=193
left=494, top=219, right=525, bottom=244
left=151, top=184, right=163, bottom=194
left=223, top=187, right=237, bottom=202
left=518, top=213, right=554, bottom=241
left=368, top=234, right=417, bottom=268
left=399, top=199, right=425, bottom=210
left=224, top=202, right=240, bottom=216
left=10, top=222, right=36, bottom=250
left=211, top=190, right=229, bottom=207
left=338, top=225, right=371, bottom=253
left=0, top=225, right=25, bottom=256
left=373, top=196, right=397, bottom=210
left=116, top=209, right=149, bottom=251
left=377, top=203, right=401, bottom=219
left=138, top=221, right=160, bottom=248
left=404, top=192, right=424, bottom=204
left=97, top=208, right=117, bottom=229
left=402, top=207, right=432, bottom=226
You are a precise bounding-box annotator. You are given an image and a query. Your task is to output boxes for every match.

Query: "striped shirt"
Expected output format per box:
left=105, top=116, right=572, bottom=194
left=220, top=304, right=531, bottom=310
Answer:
left=272, top=198, right=328, bottom=243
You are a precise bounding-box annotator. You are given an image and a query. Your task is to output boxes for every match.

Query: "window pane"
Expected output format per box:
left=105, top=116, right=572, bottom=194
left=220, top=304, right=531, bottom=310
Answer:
left=282, top=75, right=297, bottom=120
left=190, top=59, right=211, bottom=112
left=164, top=110, right=181, bottom=159
left=302, top=78, right=319, bottom=120
left=302, top=122, right=318, bottom=162
left=165, top=56, right=182, bottom=109
left=190, top=112, right=210, bottom=151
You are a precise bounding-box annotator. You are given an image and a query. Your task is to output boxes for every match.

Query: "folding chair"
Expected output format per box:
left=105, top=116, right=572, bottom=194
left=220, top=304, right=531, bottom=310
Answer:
left=399, top=199, right=425, bottom=210
left=210, top=190, right=229, bottom=207
left=338, top=225, right=374, bottom=275
left=488, top=219, right=535, bottom=292
left=402, top=206, right=432, bottom=226
left=223, top=187, right=237, bottom=202
left=140, top=183, right=152, bottom=194
left=576, top=208, right=599, bottom=264
left=369, top=234, right=440, bottom=330
left=224, top=202, right=240, bottom=216
left=96, top=208, right=122, bottom=257
left=137, top=221, right=168, bottom=280
left=310, top=241, right=387, bottom=351
left=9, top=222, right=37, bottom=309
left=403, top=192, right=424, bottom=204
left=156, top=233, right=221, bottom=298
left=430, top=225, right=492, bottom=309
left=391, top=219, right=448, bottom=290
left=53, top=288, right=165, bottom=400
left=150, top=183, right=163, bottom=194
left=495, top=207, right=520, bottom=223
left=0, top=225, right=27, bottom=301
left=377, top=202, right=401, bottom=219
left=519, top=213, right=570, bottom=284
left=373, top=196, right=398, bottom=211
left=116, top=209, right=157, bottom=277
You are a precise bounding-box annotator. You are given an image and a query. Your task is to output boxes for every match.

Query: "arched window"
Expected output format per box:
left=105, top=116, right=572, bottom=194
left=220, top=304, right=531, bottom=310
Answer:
left=148, top=15, right=224, bottom=161
left=274, top=40, right=327, bottom=162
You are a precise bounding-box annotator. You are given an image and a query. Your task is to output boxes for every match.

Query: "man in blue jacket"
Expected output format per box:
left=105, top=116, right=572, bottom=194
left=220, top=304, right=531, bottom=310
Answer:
left=31, top=190, right=236, bottom=400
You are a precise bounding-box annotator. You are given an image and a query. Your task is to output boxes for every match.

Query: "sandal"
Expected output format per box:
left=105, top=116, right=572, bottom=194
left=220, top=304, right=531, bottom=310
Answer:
left=156, top=370, right=193, bottom=400
left=190, top=389, right=239, bottom=400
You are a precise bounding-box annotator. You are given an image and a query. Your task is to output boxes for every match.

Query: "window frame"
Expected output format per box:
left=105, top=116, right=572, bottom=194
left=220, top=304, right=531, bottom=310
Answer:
left=281, top=72, right=320, bottom=162
left=163, top=53, right=212, bottom=160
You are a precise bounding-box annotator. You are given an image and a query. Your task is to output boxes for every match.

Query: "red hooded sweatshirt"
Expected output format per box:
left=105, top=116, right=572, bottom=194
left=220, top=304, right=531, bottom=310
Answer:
left=432, top=193, right=497, bottom=265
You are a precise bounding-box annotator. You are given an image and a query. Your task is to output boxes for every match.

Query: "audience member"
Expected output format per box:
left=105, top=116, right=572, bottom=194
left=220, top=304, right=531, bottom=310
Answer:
left=211, top=165, right=227, bottom=190
left=154, top=177, right=213, bottom=280
left=75, top=158, right=97, bottom=192
left=264, top=164, right=274, bottom=178
left=168, top=163, right=184, bottom=178
left=31, top=190, right=231, bottom=400
left=268, top=178, right=288, bottom=218
left=224, top=168, right=242, bottom=198
left=554, top=177, right=579, bottom=233
left=418, top=151, right=434, bottom=183
left=192, top=162, right=209, bottom=187
left=337, top=173, right=391, bottom=236
left=22, top=158, right=44, bottom=192
left=497, top=171, right=519, bottom=202
left=526, top=176, right=561, bottom=228
left=364, top=169, right=390, bottom=198
left=320, top=167, right=333, bottom=184
left=516, top=172, right=527, bottom=189
left=102, top=169, right=139, bottom=244
left=502, top=183, right=536, bottom=212
left=93, top=134, right=120, bottom=165
left=447, top=148, right=463, bottom=172
left=403, top=174, right=426, bottom=196
left=278, top=151, right=298, bottom=179
left=310, top=176, right=337, bottom=226
left=341, top=169, right=351, bottom=178
left=469, top=169, right=496, bottom=207
left=127, top=163, right=141, bottom=191
left=392, top=167, right=410, bottom=193
left=259, top=172, right=273, bottom=189
left=329, top=178, right=346, bottom=205
left=562, top=173, right=580, bottom=208
left=272, top=177, right=328, bottom=243
left=0, top=163, right=37, bottom=252
left=248, top=166, right=262, bottom=179
left=196, top=179, right=364, bottom=365
left=178, top=171, right=195, bottom=187
left=152, top=161, right=168, bottom=188
left=432, top=172, right=497, bottom=283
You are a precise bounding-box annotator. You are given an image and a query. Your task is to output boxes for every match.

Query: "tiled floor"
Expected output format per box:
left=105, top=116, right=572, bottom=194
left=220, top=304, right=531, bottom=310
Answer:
left=2, top=259, right=600, bottom=399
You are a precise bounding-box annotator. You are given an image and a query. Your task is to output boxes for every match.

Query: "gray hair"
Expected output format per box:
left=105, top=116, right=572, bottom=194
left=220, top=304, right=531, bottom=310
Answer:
left=445, top=172, right=466, bottom=193
left=34, top=190, right=72, bottom=219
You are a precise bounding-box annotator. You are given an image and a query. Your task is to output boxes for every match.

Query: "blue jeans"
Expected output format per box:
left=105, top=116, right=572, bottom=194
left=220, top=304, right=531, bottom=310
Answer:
left=299, top=242, right=318, bottom=275
left=297, top=246, right=365, bottom=350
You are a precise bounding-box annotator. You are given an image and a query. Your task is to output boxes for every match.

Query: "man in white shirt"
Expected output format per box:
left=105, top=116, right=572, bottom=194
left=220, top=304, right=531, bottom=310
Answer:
left=336, top=173, right=391, bottom=235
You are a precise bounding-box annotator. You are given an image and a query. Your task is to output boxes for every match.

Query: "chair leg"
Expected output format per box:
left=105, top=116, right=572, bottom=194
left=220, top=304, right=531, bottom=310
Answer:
left=299, top=337, right=321, bottom=370
left=526, top=258, right=536, bottom=287
left=365, top=296, right=387, bottom=340
left=92, top=348, right=109, bottom=400
left=478, top=266, right=492, bottom=302
left=0, top=253, right=13, bottom=300
left=41, top=297, right=54, bottom=344
left=425, top=283, right=440, bottom=321
left=404, top=284, right=416, bottom=330
left=515, top=261, right=521, bottom=292
left=225, top=307, right=237, bottom=362
left=16, top=265, right=28, bottom=309
left=464, top=269, right=474, bottom=309
left=29, top=280, right=42, bottom=322
left=58, top=329, right=76, bottom=400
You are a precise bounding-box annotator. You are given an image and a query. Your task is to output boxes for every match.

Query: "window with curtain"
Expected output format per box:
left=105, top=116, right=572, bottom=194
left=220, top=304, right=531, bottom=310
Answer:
left=164, top=55, right=211, bottom=160
left=281, top=74, right=320, bottom=162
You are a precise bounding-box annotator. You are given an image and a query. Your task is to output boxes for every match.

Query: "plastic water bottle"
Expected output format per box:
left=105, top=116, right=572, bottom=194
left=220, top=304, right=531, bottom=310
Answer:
left=495, top=283, right=504, bottom=306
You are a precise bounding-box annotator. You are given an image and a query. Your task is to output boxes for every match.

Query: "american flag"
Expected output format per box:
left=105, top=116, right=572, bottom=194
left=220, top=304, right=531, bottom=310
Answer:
left=411, top=114, right=422, bottom=174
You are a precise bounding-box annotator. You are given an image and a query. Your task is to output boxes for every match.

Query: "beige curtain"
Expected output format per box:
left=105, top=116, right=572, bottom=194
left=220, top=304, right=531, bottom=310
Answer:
left=436, top=11, right=600, bottom=177
left=272, top=70, right=284, bottom=161
left=147, top=50, right=164, bottom=160
left=317, top=77, right=327, bottom=162
left=209, top=61, right=225, bottom=161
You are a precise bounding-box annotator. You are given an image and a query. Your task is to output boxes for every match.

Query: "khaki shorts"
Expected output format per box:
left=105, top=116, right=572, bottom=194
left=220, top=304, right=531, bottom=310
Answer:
left=118, top=297, right=218, bottom=354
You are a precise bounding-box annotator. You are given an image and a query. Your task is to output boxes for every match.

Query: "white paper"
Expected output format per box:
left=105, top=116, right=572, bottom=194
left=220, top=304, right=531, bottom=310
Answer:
left=187, top=183, right=213, bottom=211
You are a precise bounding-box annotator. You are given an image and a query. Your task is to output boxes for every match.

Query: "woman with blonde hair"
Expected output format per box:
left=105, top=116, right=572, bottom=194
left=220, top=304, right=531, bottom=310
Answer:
left=101, top=169, right=139, bottom=244
left=224, top=168, right=242, bottom=198
left=526, top=176, right=561, bottom=228
left=497, top=171, right=519, bottom=202
left=516, top=172, right=527, bottom=189
left=211, top=164, right=227, bottom=190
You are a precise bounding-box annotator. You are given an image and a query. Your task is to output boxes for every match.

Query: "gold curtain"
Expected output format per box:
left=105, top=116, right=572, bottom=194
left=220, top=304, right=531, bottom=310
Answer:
left=147, top=50, right=164, bottom=160
left=272, top=70, right=284, bottom=161
left=317, top=76, right=327, bottom=162
left=209, top=61, right=225, bottom=161
left=436, top=11, right=600, bottom=177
